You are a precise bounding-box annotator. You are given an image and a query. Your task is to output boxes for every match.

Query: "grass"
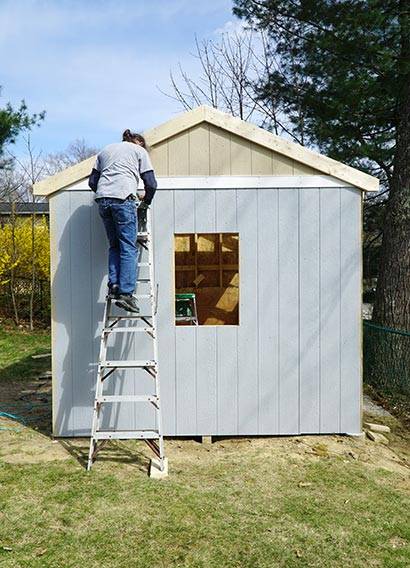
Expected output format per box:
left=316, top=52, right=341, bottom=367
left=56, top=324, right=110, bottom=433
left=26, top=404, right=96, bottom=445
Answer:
left=0, top=326, right=409, bottom=567
left=0, top=324, right=51, bottom=382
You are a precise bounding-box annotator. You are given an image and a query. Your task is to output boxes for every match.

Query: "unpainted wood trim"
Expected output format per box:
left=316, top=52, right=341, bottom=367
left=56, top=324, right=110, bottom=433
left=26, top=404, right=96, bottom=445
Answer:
left=33, top=106, right=378, bottom=196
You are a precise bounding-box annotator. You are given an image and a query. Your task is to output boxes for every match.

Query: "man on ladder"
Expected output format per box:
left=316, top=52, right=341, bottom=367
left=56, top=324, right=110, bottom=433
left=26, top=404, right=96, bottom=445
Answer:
left=87, top=129, right=167, bottom=477
left=89, top=129, right=157, bottom=313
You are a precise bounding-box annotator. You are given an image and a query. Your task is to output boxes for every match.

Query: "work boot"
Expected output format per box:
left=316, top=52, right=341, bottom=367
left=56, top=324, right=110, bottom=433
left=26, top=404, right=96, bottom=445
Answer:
left=108, top=284, right=120, bottom=299
left=115, top=294, right=140, bottom=314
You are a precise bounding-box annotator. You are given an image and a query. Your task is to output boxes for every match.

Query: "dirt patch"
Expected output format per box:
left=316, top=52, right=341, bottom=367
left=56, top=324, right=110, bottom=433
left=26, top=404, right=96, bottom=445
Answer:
left=1, top=376, right=409, bottom=476
left=0, top=376, right=51, bottom=436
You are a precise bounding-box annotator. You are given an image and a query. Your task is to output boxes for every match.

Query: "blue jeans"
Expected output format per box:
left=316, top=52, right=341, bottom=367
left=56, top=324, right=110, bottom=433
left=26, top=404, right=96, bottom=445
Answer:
left=97, top=197, right=138, bottom=295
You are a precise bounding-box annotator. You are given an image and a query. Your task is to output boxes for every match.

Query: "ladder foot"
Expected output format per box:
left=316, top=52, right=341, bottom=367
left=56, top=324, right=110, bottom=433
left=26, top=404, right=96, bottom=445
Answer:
left=149, top=457, right=169, bottom=479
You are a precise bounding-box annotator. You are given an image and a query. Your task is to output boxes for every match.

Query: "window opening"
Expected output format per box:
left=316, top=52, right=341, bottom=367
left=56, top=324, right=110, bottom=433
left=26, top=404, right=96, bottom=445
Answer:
left=174, top=233, right=239, bottom=326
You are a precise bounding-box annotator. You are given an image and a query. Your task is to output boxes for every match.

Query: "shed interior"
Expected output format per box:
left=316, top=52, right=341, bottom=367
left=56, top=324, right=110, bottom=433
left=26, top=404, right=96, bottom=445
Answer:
left=174, top=232, right=239, bottom=325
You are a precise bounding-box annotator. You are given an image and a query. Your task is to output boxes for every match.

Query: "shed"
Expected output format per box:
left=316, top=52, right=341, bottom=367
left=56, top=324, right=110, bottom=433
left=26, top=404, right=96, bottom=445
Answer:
left=33, top=105, right=378, bottom=438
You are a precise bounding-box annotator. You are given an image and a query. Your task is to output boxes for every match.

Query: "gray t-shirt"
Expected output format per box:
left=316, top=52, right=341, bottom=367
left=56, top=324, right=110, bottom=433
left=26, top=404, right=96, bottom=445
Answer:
left=94, top=141, right=153, bottom=200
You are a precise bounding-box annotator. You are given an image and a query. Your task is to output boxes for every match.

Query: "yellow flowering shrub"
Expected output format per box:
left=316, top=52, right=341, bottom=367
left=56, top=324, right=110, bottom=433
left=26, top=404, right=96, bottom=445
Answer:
left=0, top=216, right=50, bottom=284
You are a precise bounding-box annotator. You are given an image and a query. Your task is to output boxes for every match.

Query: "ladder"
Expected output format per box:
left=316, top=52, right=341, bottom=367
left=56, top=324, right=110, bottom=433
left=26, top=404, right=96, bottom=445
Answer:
left=87, top=204, right=166, bottom=475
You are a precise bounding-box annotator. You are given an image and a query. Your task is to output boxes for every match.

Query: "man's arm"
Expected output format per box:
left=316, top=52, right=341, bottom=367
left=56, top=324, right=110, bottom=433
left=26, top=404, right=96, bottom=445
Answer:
left=140, top=170, right=157, bottom=205
left=88, top=168, right=100, bottom=192
left=88, top=155, right=101, bottom=192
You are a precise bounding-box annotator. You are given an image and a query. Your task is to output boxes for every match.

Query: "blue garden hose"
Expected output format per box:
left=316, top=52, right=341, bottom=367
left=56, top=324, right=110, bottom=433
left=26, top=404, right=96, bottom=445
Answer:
left=0, top=411, right=25, bottom=432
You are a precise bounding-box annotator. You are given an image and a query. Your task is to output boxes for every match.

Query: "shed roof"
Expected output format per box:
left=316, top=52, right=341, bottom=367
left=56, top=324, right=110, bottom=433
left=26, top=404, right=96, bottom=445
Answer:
left=33, top=105, right=379, bottom=196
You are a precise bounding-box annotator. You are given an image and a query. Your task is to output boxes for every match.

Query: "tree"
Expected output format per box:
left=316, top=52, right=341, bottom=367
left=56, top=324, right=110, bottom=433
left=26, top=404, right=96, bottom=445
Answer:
left=44, top=138, right=99, bottom=176
left=0, top=87, right=44, bottom=168
left=1, top=136, right=97, bottom=327
left=166, top=30, right=309, bottom=140
left=233, top=2, right=408, bottom=301
left=233, top=0, right=409, bottom=384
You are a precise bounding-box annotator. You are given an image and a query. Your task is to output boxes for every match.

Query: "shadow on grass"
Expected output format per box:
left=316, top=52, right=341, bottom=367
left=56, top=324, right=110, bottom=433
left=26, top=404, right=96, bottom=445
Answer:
left=0, top=353, right=52, bottom=436
left=59, top=439, right=149, bottom=473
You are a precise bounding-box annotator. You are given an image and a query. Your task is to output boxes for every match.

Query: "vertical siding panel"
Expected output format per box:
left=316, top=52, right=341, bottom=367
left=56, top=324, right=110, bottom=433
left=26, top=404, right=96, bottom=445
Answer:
left=196, top=328, right=217, bottom=434
left=230, top=134, right=252, bottom=175
left=320, top=188, right=341, bottom=432
left=195, top=187, right=217, bottom=434
left=189, top=124, right=210, bottom=175
left=215, top=189, right=237, bottom=232
left=50, top=192, right=73, bottom=436
left=69, top=192, right=94, bottom=434
left=293, top=162, right=319, bottom=175
left=174, top=189, right=195, bottom=233
left=272, top=153, right=293, bottom=175
left=151, top=142, right=169, bottom=176
left=215, top=189, right=238, bottom=434
left=153, top=190, right=176, bottom=434
left=168, top=133, right=190, bottom=176
left=251, top=144, right=273, bottom=175
left=175, top=328, right=197, bottom=434
left=299, top=188, right=320, bottom=433
left=174, top=188, right=196, bottom=434
left=237, top=189, right=258, bottom=433
left=340, top=189, right=362, bottom=433
left=278, top=189, right=299, bottom=434
left=209, top=125, right=231, bottom=175
left=217, top=326, right=238, bottom=434
left=195, top=189, right=216, bottom=232
left=89, top=196, right=108, bottom=435
left=258, top=189, right=279, bottom=433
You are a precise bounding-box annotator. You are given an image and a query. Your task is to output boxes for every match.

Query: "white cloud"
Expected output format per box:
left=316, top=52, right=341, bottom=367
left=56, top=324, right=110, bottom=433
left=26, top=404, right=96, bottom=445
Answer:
left=213, top=19, right=249, bottom=37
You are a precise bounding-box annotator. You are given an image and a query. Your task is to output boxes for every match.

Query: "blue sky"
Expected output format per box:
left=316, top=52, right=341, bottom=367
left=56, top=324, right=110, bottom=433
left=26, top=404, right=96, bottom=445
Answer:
left=1, top=0, right=237, bottom=156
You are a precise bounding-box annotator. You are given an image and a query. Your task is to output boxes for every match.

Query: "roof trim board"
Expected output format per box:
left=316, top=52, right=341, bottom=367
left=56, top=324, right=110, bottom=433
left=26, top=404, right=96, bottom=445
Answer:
left=63, top=175, right=357, bottom=193
left=33, top=105, right=379, bottom=196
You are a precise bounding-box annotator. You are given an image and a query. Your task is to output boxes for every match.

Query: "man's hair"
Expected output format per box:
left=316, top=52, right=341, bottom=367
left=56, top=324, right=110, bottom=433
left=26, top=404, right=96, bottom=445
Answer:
left=122, top=129, right=148, bottom=149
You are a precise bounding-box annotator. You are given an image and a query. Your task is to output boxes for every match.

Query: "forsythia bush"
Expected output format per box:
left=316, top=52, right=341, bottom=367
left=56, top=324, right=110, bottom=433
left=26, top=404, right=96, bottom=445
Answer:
left=0, top=216, right=50, bottom=284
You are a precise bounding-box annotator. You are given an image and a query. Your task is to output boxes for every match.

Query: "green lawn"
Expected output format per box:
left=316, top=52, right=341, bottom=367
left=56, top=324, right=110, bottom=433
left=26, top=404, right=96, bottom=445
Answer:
left=0, top=325, right=51, bottom=382
left=0, top=326, right=409, bottom=567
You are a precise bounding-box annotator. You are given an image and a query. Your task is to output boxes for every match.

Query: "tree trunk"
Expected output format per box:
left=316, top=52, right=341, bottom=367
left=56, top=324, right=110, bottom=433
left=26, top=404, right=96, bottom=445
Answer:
left=10, top=200, right=19, bottom=325
left=29, top=207, right=36, bottom=331
left=371, top=1, right=410, bottom=387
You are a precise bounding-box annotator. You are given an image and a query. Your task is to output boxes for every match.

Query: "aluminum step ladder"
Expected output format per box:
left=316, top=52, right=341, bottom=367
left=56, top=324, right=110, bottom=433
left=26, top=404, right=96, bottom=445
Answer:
left=87, top=204, right=166, bottom=474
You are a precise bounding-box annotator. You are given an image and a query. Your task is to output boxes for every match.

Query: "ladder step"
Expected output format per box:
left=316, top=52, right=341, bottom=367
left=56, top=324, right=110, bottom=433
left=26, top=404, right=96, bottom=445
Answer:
left=135, top=278, right=151, bottom=282
left=137, top=262, right=151, bottom=267
left=137, top=232, right=149, bottom=237
left=96, top=395, right=159, bottom=403
left=107, top=315, right=153, bottom=320
left=94, top=429, right=159, bottom=440
left=101, top=360, right=157, bottom=368
left=133, top=294, right=152, bottom=298
left=103, top=327, right=154, bottom=334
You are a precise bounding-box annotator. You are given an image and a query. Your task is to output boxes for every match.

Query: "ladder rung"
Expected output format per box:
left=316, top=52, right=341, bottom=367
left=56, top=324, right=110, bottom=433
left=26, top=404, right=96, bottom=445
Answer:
left=101, top=360, right=157, bottom=368
left=135, top=278, right=151, bottom=282
left=137, top=232, right=149, bottom=236
left=137, top=262, right=151, bottom=267
left=132, top=294, right=153, bottom=298
left=97, top=395, right=158, bottom=403
left=94, top=430, right=159, bottom=440
left=103, top=327, right=154, bottom=333
left=107, top=315, right=153, bottom=319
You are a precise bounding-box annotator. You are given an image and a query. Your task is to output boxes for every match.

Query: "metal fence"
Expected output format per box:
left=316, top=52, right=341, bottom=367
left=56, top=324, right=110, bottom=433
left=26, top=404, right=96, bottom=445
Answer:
left=363, top=320, right=410, bottom=396
left=0, top=277, right=50, bottom=323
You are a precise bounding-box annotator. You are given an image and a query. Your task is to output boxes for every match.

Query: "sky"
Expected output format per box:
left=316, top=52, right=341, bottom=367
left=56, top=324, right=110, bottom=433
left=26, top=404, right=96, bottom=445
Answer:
left=0, top=0, right=239, bottom=156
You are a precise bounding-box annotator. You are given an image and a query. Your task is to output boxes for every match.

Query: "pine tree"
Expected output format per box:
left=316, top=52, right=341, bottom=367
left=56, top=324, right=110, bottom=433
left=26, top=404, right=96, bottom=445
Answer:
left=0, top=87, right=44, bottom=167
left=234, top=0, right=409, bottom=384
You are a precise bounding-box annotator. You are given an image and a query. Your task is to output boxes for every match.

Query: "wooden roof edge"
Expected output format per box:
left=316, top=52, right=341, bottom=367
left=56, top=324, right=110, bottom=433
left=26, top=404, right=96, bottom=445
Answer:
left=33, top=105, right=379, bottom=196
left=33, top=156, right=96, bottom=196
left=142, top=105, right=378, bottom=193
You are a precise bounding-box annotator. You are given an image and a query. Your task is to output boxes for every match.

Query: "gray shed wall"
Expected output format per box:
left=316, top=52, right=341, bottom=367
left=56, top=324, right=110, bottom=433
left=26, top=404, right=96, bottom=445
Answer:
left=50, top=184, right=362, bottom=437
